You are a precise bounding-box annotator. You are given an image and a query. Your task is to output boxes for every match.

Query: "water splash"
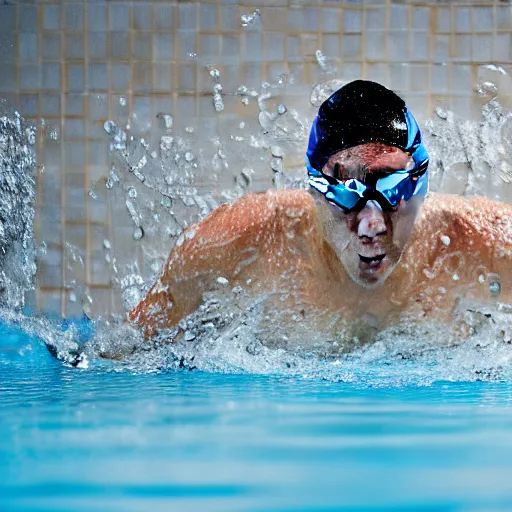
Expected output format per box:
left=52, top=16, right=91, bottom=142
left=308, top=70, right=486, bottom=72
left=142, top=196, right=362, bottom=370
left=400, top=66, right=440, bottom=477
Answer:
left=1, top=49, right=512, bottom=383
left=241, top=9, right=260, bottom=28
left=0, top=111, right=36, bottom=310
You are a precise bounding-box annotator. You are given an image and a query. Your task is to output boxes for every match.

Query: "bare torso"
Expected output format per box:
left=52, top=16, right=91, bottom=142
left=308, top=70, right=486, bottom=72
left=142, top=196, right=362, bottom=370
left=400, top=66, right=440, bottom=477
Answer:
left=129, top=190, right=511, bottom=352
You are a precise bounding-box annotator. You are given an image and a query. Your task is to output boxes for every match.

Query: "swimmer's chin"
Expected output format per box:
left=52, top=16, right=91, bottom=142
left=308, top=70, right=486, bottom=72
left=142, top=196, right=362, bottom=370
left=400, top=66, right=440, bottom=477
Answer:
left=345, top=258, right=397, bottom=289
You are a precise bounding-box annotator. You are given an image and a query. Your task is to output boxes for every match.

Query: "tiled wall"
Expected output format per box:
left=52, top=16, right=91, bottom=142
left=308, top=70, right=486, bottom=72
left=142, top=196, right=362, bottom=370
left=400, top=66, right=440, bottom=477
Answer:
left=0, top=0, right=511, bottom=317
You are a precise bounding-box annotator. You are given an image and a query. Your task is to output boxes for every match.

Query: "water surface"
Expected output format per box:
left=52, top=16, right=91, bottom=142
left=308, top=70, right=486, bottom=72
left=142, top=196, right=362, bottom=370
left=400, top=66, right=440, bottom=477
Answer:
left=2, top=323, right=512, bottom=511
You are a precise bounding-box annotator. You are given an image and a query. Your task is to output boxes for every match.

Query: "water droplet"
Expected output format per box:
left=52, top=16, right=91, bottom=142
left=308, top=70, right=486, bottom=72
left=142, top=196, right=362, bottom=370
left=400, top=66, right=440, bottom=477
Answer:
left=488, top=273, right=501, bottom=297
left=475, top=81, right=498, bottom=97
left=434, top=106, right=448, bottom=120
left=315, top=50, right=328, bottom=70
left=271, top=145, right=284, bottom=158
left=490, top=282, right=501, bottom=296
left=440, top=235, right=451, bottom=246
left=241, top=9, right=260, bottom=27
left=119, top=97, right=127, bottom=106
left=103, top=239, right=111, bottom=250
left=69, top=291, right=77, bottom=303
left=133, top=226, right=144, bottom=240
left=270, top=158, right=283, bottom=172
left=156, top=113, right=173, bottom=132
left=127, top=186, right=137, bottom=198
left=310, top=79, right=345, bottom=107
left=104, top=120, right=117, bottom=134
left=277, top=104, right=287, bottom=115
left=185, top=126, right=195, bottom=133
left=209, top=67, right=220, bottom=80
left=185, top=151, right=195, bottom=162
left=184, top=330, right=196, bottom=341
left=160, top=135, right=174, bottom=153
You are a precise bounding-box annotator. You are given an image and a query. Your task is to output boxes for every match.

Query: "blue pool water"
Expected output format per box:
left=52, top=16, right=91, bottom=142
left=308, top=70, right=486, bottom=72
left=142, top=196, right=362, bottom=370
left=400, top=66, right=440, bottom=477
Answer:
left=3, top=321, right=512, bottom=512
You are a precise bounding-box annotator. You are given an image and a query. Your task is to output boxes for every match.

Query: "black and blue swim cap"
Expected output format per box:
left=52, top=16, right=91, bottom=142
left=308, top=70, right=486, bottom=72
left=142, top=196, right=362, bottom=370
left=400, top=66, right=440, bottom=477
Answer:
left=306, top=80, right=428, bottom=175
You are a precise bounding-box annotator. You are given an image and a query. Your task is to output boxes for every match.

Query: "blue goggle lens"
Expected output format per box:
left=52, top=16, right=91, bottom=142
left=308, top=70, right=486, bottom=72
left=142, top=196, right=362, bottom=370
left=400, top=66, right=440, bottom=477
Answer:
left=310, top=169, right=427, bottom=212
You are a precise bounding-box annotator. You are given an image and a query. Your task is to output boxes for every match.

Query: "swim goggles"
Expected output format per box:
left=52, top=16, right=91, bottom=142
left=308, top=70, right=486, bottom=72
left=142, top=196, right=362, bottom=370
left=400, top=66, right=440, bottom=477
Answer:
left=307, top=163, right=428, bottom=213
left=306, top=106, right=430, bottom=212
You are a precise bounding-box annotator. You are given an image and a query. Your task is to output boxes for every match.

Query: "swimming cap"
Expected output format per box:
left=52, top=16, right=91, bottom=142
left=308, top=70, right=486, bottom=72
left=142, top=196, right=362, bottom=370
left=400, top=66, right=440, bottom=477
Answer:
left=306, top=80, right=428, bottom=174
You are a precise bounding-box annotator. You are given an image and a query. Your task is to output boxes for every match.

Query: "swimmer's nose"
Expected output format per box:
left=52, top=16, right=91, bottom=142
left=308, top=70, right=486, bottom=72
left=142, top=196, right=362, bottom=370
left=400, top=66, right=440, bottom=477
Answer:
left=356, top=200, right=387, bottom=240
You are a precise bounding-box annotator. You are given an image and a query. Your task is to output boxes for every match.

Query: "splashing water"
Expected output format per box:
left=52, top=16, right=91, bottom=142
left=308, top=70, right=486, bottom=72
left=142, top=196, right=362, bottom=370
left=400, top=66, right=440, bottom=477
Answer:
left=241, top=9, right=260, bottom=28
left=0, top=109, right=36, bottom=310
left=1, top=60, right=512, bottom=383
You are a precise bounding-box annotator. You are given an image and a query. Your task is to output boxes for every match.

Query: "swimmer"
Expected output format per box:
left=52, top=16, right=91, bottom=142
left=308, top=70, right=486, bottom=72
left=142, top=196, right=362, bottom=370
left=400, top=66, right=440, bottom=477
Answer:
left=129, top=80, right=511, bottom=349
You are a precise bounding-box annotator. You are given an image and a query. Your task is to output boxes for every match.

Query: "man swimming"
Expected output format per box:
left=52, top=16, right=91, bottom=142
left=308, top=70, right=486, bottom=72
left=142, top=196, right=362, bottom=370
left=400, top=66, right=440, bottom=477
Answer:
left=129, top=80, right=511, bottom=352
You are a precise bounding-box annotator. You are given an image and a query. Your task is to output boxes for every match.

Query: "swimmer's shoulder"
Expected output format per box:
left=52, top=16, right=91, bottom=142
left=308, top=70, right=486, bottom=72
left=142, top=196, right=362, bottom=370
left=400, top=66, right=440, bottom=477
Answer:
left=421, top=192, right=511, bottom=240
left=412, top=192, right=511, bottom=262
left=167, top=189, right=317, bottom=266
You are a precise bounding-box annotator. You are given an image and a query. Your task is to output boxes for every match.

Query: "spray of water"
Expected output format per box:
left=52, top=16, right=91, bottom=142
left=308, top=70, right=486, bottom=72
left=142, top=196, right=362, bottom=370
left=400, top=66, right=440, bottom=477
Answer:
left=0, top=58, right=511, bottom=384
left=0, top=108, right=36, bottom=310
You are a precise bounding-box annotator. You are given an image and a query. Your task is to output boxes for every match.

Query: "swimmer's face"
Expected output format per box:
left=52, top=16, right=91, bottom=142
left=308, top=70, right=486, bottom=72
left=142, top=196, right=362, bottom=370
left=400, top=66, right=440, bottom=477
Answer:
left=314, top=143, right=426, bottom=288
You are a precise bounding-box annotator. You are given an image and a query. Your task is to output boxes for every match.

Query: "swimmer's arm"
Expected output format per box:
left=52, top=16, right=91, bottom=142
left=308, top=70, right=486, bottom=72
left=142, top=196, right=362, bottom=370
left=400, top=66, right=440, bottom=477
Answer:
left=128, top=193, right=278, bottom=338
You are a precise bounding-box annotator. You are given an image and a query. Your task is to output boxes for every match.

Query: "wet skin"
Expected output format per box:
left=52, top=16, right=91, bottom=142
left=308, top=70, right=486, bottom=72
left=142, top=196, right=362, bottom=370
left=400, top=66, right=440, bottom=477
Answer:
left=129, top=144, right=512, bottom=348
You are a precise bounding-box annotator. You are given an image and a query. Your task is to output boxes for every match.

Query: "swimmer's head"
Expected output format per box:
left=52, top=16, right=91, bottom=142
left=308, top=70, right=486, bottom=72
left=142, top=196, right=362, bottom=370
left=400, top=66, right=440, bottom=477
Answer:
left=306, top=80, right=429, bottom=288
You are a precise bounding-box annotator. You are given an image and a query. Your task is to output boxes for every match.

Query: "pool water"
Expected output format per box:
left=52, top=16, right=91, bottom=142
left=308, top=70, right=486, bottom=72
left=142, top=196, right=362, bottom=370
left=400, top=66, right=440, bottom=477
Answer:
left=3, top=322, right=512, bottom=512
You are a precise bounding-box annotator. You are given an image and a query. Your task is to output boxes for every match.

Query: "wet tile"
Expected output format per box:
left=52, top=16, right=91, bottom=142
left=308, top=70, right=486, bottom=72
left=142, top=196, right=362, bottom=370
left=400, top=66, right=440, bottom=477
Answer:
left=132, top=33, right=152, bottom=60
left=19, top=33, right=37, bottom=62
left=89, top=63, right=108, bottom=91
left=109, top=3, right=131, bottom=31
left=342, top=34, right=361, bottom=61
left=64, top=3, right=85, bottom=32
left=390, top=4, right=408, bottom=30
left=42, top=34, right=61, bottom=60
left=179, top=3, right=197, bottom=31
left=365, top=31, right=386, bottom=61
left=154, top=4, right=174, bottom=31
left=111, top=64, right=130, bottom=92
left=154, top=33, right=174, bottom=60
left=67, top=64, right=84, bottom=92
left=201, top=4, right=218, bottom=30
left=412, top=7, right=430, bottom=30
left=322, top=8, right=339, bottom=33
left=89, top=33, right=107, bottom=60
left=133, top=3, right=152, bottom=30
left=18, top=4, right=37, bottom=33
left=42, top=62, right=61, bottom=91
left=63, top=119, right=85, bottom=140
left=64, top=34, right=85, bottom=60
left=110, top=32, right=130, bottom=60
left=431, top=64, right=449, bottom=94
left=472, top=34, right=492, bottom=63
left=65, top=93, right=85, bottom=116
left=0, top=64, right=17, bottom=92
left=43, top=5, right=60, bottom=30
left=39, top=94, right=61, bottom=117
left=411, top=31, right=429, bottom=62
left=388, top=31, right=409, bottom=62
left=89, top=3, right=107, bottom=32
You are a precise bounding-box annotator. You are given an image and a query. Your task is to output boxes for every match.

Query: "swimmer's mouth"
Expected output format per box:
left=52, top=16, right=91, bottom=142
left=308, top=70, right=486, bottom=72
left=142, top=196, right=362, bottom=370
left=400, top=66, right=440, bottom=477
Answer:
left=358, top=253, right=386, bottom=268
